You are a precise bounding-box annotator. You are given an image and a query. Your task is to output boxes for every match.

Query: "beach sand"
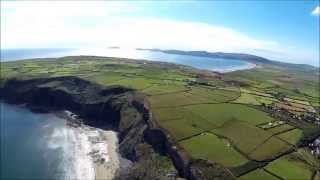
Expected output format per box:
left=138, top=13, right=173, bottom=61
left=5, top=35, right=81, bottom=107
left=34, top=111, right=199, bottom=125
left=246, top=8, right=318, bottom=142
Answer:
left=94, top=131, right=121, bottom=180
left=57, top=110, right=131, bottom=180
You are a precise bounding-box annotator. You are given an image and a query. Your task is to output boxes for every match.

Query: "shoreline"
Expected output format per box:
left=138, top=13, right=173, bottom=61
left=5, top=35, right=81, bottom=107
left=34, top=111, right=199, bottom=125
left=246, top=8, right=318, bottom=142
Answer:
left=94, top=130, right=121, bottom=180
left=219, top=62, right=257, bottom=73
left=1, top=48, right=259, bottom=74
left=55, top=110, right=126, bottom=180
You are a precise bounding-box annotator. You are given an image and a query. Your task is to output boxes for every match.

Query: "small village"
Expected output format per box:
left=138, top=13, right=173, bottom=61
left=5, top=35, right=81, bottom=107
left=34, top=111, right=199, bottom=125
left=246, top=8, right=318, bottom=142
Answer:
left=261, top=103, right=320, bottom=159
left=309, top=138, right=320, bottom=158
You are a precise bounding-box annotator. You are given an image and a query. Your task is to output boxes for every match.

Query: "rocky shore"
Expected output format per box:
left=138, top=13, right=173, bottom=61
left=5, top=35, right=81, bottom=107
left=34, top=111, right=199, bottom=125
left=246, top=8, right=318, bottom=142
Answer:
left=0, top=76, right=234, bottom=180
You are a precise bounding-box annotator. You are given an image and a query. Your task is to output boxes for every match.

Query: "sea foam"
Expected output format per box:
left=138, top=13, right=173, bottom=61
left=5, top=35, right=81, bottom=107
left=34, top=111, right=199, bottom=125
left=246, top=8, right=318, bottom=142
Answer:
left=44, top=121, right=110, bottom=180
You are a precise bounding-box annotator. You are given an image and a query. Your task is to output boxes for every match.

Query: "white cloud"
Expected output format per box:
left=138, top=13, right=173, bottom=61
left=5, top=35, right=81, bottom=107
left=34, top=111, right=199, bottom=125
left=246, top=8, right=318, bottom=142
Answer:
left=1, top=1, right=318, bottom=66
left=311, top=6, right=320, bottom=16
left=0, top=1, right=276, bottom=51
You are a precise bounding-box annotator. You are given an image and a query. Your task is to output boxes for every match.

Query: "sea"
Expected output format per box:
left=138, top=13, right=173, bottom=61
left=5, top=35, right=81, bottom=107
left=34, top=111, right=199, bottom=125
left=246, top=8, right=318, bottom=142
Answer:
left=0, top=102, right=111, bottom=180
left=0, top=48, right=253, bottom=73
left=0, top=48, right=252, bottom=179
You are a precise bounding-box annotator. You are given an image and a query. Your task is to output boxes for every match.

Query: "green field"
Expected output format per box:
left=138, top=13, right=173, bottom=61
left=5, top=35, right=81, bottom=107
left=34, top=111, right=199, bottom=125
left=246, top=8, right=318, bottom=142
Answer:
left=185, top=103, right=275, bottom=127
left=277, top=129, right=304, bottom=145
left=212, top=120, right=271, bottom=153
left=148, top=92, right=196, bottom=108
left=160, top=118, right=204, bottom=140
left=179, top=133, right=249, bottom=167
left=187, top=86, right=240, bottom=103
left=152, top=107, right=185, bottom=121
left=238, top=169, right=279, bottom=180
left=265, top=154, right=314, bottom=180
left=265, top=124, right=295, bottom=135
left=142, top=83, right=187, bottom=95
left=85, top=72, right=125, bottom=84
left=233, top=92, right=261, bottom=105
left=249, top=137, right=292, bottom=161
left=155, top=109, right=215, bottom=140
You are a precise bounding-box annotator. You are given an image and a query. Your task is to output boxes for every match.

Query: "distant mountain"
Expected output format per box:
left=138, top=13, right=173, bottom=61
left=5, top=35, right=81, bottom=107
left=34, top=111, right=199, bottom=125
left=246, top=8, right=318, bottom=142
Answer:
left=136, top=48, right=318, bottom=71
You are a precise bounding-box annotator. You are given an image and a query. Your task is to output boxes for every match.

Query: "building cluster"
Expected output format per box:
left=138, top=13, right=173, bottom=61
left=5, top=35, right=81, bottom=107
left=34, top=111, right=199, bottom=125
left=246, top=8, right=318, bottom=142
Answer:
left=300, top=112, right=320, bottom=126
left=262, top=104, right=320, bottom=127
left=309, top=138, right=320, bottom=158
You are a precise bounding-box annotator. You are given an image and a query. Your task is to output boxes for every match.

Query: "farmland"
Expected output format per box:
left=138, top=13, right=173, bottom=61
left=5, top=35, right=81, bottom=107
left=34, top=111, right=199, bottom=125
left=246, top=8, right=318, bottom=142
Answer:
left=179, top=133, right=248, bottom=167
left=1, top=55, right=319, bottom=179
left=265, top=154, right=314, bottom=180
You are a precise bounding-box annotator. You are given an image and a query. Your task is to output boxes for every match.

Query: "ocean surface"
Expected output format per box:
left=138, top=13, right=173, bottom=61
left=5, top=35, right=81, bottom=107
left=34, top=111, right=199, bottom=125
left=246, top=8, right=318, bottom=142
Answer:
left=0, top=48, right=252, bottom=72
left=0, top=102, right=110, bottom=180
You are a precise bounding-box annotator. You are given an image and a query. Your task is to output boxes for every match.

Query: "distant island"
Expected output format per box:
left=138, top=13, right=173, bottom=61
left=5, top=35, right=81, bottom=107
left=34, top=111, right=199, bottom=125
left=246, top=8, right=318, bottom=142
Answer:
left=108, top=46, right=120, bottom=49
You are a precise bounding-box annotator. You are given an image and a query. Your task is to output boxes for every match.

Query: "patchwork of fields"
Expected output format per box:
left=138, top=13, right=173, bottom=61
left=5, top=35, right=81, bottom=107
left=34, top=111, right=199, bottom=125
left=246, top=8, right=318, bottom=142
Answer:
left=1, top=56, right=319, bottom=180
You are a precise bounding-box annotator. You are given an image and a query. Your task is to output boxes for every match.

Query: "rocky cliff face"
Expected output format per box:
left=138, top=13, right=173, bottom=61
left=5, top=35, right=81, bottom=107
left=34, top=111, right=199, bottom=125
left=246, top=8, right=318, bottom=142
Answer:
left=0, top=76, right=234, bottom=180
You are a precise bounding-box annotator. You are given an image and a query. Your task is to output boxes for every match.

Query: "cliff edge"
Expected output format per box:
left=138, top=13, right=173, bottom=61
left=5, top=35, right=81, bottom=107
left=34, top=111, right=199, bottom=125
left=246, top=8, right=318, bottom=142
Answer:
left=0, top=76, right=234, bottom=180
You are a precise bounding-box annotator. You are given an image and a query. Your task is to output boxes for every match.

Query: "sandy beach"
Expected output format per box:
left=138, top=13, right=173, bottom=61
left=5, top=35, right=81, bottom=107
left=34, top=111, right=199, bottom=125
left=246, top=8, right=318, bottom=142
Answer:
left=57, top=110, right=128, bottom=180
left=94, top=131, right=121, bottom=180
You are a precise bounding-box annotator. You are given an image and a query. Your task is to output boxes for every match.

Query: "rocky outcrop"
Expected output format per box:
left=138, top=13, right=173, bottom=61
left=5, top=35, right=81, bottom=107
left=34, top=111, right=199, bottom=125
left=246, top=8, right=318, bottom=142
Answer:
left=0, top=76, right=234, bottom=180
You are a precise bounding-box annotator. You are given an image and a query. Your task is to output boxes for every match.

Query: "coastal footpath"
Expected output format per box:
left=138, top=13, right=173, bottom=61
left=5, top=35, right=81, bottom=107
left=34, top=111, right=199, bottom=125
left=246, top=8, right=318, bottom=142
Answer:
left=0, top=76, right=234, bottom=180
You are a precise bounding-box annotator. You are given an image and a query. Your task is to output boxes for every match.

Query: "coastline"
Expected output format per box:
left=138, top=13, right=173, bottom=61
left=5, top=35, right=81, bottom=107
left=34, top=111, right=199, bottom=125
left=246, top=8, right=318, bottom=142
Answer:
left=0, top=76, right=236, bottom=179
left=55, top=110, right=126, bottom=180
left=94, top=131, right=121, bottom=180
left=217, top=62, right=257, bottom=73
left=2, top=100, right=126, bottom=180
left=247, top=62, right=258, bottom=70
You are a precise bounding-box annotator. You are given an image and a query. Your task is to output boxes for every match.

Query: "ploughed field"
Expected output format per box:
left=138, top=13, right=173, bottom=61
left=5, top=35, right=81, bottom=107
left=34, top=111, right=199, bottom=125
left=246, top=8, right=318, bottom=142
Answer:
left=1, top=56, right=319, bottom=180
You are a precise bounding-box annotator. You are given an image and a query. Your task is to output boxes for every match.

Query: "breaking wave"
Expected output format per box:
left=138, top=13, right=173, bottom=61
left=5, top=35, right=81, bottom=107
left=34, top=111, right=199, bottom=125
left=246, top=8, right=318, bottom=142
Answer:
left=43, top=120, right=110, bottom=180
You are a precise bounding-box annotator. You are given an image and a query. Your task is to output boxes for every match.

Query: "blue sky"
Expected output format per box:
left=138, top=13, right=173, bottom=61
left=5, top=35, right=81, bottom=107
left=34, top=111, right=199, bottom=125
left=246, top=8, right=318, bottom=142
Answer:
left=1, top=1, right=319, bottom=66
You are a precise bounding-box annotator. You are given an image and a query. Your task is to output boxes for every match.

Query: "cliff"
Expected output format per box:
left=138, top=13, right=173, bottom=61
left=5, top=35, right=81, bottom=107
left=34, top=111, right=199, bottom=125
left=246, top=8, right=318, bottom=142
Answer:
left=0, top=76, right=234, bottom=180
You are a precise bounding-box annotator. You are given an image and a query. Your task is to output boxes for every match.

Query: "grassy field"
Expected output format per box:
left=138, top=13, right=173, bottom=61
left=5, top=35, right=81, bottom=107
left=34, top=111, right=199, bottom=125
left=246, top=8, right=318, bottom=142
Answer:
left=142, top=82, right=187, bottom=95
left=187, top=86, right=240, bottom=103
left=148, top=92, right=196, bottom=108
left=179, top=133, right=249, bottom=167
left=249, top=137, right=292, bottom=161
left=160, top=118, right=205, bottom=140
left=184, top=103, right=275, bottom=127
left=265, top=124, right=295, bottom=135
left=238, top=169, right=279, bottom=180
left=233, top=92, right=261, bottom=105
left=1, top=56, right=319, bottom=179
left=212, top=120, right=273, bottom=155
left=154, top=109, right=216, bottom=140
left=277, top=128, right=304, bottom=145
left=265, top=154, right=314, bottom=180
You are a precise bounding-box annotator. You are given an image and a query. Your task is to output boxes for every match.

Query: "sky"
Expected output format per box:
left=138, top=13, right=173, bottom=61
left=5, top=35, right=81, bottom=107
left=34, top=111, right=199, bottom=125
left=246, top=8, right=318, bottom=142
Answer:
left=1, top=1, right=319, bottom=66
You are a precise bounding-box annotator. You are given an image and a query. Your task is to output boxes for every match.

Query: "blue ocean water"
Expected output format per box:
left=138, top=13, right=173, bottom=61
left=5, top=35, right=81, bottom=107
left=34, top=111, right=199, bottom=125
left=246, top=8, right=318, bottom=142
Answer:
left=0, top=48, right=75, bottom=62
left=0, top=103, right=108, bottom=180
left=0, top=102, right=66, bottom=179
left=0, top=48, right=252, bottom=72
